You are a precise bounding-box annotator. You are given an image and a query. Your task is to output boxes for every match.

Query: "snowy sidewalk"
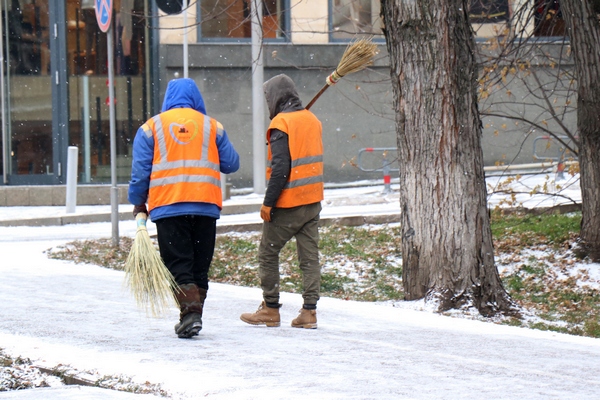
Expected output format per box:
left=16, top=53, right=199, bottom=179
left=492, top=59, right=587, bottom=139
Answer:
left=1, top=175, right=596, bottom=399
left=0, top=173, right=583, bottom=230
left=1, top=236, right=600, bottom=399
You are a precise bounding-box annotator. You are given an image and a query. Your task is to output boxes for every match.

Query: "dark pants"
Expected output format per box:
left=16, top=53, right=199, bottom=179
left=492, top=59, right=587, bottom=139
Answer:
left=259, top=202, right=321, bottom=307
left=155, top=215, right=216, bottom=290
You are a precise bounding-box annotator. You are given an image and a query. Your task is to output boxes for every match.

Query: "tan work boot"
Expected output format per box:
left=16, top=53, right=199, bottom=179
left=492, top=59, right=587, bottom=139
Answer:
left=240, top=301, right=281, bottom=327
left=291, top=308, right=317, bottom=329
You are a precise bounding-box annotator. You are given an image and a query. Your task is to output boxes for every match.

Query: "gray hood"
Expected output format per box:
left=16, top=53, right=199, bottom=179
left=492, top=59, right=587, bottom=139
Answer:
left=263, top=74, right=304, bottom=120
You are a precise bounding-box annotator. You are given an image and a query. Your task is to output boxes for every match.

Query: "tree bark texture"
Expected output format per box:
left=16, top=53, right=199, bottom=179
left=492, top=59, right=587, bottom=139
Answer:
left=560, top=0, right=600, bottom=261
left=380, top=0, right=514, bottom=315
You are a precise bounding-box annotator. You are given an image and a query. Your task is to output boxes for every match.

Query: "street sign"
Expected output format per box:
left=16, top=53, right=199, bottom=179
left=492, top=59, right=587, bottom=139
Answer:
left=95, top=0, right=112, bottom=33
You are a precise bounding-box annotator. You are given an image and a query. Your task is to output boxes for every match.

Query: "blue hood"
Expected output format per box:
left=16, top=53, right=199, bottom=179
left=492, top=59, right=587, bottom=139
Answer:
left=161, top=78, right=207, bottom=114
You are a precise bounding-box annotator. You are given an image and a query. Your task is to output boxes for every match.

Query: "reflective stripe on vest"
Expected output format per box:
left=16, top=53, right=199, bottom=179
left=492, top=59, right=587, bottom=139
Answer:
left=147, top=109, right=223, bottom=210
left=266, top=110, right=324, bottom=208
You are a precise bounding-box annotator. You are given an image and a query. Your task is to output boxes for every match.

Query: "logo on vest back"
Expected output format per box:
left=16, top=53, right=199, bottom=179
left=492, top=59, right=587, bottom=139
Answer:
left=169, top=119, right=199, bottom=145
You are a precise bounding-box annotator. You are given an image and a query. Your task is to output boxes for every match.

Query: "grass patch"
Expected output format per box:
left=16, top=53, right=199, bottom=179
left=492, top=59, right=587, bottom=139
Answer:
left=498, top=253, right=600, bottom=337
left=210, top=225, right=404, bottom=301
left=47, top=238, right=132, bottom=271
left=211, top=234, right=260, bottom=287
left=49, top=225, right=404, bottom=302
left=491, top=210, right=580, bottom=249
left=492, top=210, right=600, bottom=337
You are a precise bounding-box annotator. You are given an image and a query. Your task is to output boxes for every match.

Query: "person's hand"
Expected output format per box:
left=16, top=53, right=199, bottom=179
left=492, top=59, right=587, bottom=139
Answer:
left=133, top=204, right=148, bottom=218
left=260, top=205, right=272, bottom=222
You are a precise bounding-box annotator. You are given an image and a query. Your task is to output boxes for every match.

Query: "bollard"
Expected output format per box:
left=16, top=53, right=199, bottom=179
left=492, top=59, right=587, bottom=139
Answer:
left=382, top=158, right=392, bottom=194
left=65, top=146, right=78, bottom=213
left=221, top=173, right=229, bottom=201
left=556, top=157, right=566, bottom=181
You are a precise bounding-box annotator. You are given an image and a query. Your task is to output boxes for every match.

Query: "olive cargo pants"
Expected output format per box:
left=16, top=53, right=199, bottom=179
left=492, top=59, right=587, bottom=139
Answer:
left=259, top=202, right=322, bottom=307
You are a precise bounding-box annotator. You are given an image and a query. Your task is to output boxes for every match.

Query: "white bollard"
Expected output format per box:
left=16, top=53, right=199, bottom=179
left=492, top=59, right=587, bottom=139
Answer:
left=221, top=172, right=230, bottom=201
left=65, top=146, right=78, bottom=213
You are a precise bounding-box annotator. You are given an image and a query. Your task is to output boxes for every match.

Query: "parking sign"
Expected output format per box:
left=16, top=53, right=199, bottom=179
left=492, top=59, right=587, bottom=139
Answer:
left=95, top=0, right=112, bottom=33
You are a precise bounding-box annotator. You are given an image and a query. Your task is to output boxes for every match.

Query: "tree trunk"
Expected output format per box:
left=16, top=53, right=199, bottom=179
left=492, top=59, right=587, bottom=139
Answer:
left=380, top=0, right=515, bottom=315
left=560, top=0, right=600, bottom=261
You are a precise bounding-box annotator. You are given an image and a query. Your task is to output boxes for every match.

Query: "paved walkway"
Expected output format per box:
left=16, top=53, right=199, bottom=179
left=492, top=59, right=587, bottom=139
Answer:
left=1, top=241, right=599, bottom=399
left=2, top=181, right=597, bottom=399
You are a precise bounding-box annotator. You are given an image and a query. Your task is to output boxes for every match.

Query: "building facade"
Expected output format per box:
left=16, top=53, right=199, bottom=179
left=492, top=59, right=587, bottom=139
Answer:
left=0, top=0, right=573, bottom=188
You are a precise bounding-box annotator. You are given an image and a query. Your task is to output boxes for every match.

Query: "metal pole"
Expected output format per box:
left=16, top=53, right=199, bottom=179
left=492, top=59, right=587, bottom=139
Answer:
left=66, top=146, right=78, bottom=213
left=82, top=75, right=91, bottom=182
left=183, top=0, right=188, bottom=78
left=0, top=4, right=7, bottom=184
left=251, top=0, right=265, bottom=194
left=107, top=24, right=119, bottom=246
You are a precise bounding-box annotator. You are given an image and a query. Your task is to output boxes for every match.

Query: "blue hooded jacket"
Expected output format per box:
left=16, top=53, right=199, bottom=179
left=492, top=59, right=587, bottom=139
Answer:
left=128, top=78, right=240, bottom=221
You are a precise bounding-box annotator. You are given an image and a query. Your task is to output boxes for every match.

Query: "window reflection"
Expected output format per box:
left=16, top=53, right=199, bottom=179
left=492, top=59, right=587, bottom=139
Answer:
left=4, top=0, right=53, bottom=178
left=534, top=0, right=565, bottom=37
left=200, top=0, right=285, bottom=39
left=68, top=0, right=144, bottom=76
left=7, top=0, right=50, bottom=75
left=469, top=0, right=510, bottom=23
left=329, top=1, right=567, bottom=40
left=331, top=0, right=383, bottom=40
left=67, top=0, right=149, bottom=183
left=469, top=0, right=510, bottom=38
left=1, top=0, right=150, bottom=181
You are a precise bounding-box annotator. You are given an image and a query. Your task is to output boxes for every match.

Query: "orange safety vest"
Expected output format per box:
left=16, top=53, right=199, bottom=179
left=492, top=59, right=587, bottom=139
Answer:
left=266, top=109, right=324, bottom=208
left=144, top=108, right=223, bottom=211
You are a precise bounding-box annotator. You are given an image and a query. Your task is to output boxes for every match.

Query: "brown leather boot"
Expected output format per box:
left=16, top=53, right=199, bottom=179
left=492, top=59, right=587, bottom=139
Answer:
left=240, top=301, right=281, bottom=327
left=174, top=283, right=207, bottom=338
left=291, top=308, right=317, bottom=329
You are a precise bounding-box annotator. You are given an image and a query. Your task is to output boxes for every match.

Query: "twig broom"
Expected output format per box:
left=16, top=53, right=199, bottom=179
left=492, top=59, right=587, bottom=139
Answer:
left=305, top=37, right=379, bottom=110
left=124, top=213, right=179, bottom=317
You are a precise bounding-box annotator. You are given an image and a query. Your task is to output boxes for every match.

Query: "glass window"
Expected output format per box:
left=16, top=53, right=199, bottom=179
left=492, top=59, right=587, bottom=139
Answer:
left=66, top=0, right=151, bottom=184
left=469, top=0, right=510, bottom=23
left=1, top=0, right=152, bottom=184
left=331, top=0, right=384, bottom=41
left=469, top=0, right=566, bottom=39
left=3, top=0, right=53, bottom=178
left=533, top=0, right=565, bottom=37
left=200, top=0, right=287, bottom=40
left=469, top=0, right=510, bottom=38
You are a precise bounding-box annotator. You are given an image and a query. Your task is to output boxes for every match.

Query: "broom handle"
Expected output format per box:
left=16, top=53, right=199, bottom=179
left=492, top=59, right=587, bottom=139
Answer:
left=306, top=69, right=343, bottom=110
left=306, top=83, right=330, bottom=110
left=136, top=212, right=148, bottom=230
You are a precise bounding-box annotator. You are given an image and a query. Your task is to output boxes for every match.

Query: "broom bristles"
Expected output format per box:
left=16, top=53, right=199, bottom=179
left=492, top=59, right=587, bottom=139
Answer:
left=124, top=213, right=179, bottom=317
left=335, top=37, right=379, bottom=78
left=306, top=37, right=379, bottom=110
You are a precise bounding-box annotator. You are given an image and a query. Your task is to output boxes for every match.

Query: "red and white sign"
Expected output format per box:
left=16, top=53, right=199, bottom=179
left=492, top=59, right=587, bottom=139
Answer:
left=95, top=0, right=112, bottom=33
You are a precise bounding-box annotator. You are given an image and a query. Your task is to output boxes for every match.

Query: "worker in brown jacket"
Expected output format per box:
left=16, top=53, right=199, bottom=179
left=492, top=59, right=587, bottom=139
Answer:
left=240, top=74, right=324, bottom=329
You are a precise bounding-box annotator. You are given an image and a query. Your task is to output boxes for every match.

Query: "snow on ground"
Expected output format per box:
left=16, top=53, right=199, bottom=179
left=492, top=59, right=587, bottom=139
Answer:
left=486, top=171, right=582, bottom=209
left=1, top=237, right=600, bottom=399
left=1, top=175, right=600, bottom=399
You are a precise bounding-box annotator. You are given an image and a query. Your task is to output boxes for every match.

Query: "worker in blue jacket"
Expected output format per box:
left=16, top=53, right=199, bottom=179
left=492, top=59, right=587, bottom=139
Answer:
left=128, top=78, right=239, bottom=338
